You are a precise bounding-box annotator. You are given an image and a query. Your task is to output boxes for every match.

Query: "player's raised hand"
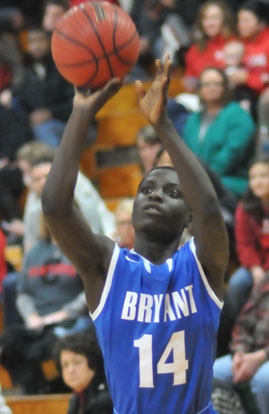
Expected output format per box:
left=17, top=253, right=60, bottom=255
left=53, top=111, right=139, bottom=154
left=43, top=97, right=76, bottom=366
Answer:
left=73, top=77, right=122, bottom=115
left=135, top=56, right=172, bottom=125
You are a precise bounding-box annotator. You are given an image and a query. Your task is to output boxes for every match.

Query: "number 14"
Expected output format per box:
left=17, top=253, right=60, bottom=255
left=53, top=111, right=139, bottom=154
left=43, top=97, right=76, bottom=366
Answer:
left=134, top=330, right=189, bottom=388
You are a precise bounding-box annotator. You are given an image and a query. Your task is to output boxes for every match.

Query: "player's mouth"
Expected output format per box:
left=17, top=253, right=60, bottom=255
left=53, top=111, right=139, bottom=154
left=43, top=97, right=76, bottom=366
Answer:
left=144, top=204, right=162, bottom=216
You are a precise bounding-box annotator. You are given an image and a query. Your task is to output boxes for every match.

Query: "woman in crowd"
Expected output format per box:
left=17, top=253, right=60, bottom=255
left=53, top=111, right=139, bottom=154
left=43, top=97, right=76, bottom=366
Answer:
left=182, top=66, right=255, bottom=196
left=225, top=156, right=269, bottom=319
left=230, top=0, right=269, bottom=95
left=184, top=0, right=235, bottom=92
left=54, top=330, right=113, bottom=414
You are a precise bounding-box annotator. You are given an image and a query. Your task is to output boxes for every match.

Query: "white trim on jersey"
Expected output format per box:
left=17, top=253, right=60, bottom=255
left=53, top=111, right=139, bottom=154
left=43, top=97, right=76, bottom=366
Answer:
left=90, top=243, right=120, bottom=320
left=189, top=238, right=223, bottom=309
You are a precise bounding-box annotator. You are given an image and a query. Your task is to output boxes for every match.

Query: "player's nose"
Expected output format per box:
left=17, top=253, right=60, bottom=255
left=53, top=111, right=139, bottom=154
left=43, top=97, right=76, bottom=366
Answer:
left=149, top=189, right=163, bottom=202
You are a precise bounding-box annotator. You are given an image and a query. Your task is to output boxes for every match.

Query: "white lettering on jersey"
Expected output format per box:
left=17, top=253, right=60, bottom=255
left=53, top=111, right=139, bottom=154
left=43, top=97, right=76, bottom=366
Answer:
left=121, top=291, right=138, bottom=320
left=138, top=294, right=153, bottom=322
left=121, top=285, right=197, bottom=323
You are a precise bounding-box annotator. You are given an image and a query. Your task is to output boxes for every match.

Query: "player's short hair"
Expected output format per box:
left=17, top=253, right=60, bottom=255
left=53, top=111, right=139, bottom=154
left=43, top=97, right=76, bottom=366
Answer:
left=137, top=166, right=177, bottom=191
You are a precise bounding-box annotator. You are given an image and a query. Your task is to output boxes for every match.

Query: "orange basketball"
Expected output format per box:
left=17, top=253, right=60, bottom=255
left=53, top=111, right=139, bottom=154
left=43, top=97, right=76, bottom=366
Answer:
left=51, top=1, right=140, bottom=89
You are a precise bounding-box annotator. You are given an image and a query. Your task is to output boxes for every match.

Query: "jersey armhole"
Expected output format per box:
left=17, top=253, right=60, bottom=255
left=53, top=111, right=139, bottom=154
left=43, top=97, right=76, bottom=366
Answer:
left=90, top=243, right=120, bottom=320
left=189, top=238, right=223, bottom=309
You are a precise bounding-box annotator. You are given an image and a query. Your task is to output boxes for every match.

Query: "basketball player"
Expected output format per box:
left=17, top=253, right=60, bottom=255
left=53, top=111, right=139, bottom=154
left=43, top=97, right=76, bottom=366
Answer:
left=42, top=57, right=229, bottom=413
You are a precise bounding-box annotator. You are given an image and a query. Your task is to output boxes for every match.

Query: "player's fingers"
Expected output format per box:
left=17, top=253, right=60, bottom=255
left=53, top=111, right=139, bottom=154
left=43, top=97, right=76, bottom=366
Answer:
left=135, top=80, right=146, bottom=100
left=155, top=59, right=163, bottom=75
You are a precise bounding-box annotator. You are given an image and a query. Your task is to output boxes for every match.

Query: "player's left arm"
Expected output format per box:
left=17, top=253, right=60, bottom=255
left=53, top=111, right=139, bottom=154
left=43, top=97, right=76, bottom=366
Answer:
left=136, top=57, right=229, bottom=300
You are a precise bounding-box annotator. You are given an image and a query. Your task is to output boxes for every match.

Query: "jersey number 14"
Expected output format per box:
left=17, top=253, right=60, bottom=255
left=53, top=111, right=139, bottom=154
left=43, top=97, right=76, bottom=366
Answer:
left=134, top=330, right=189, bottom=388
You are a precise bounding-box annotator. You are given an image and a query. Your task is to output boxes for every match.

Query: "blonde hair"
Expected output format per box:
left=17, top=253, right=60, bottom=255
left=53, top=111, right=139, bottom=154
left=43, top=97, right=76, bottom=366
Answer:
left=16, top=141, right=56, bottom=164
left=194, top=0, right=235, bottom=51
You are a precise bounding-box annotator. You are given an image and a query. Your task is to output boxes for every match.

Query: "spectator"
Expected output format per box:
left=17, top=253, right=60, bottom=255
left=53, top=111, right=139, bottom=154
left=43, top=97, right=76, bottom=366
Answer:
left=0, top=215, right=90, bottom=394
left=2, top=144, right=115, bottom=331
left=213, top=272, right=269, bottom=414
left=182, top=67, right=255, bottom=196
left=12, top=25, right=75, bottom=147
left=184, top=0, right=236, bottom=92
left=225, top=156, right=269, bottom=319
left=232, top=0, right=269, bottom=95
left=42, top=0, right=68, bottom=34
left=0, top=102, right=32, bottom=224
left=54, top=330, right=113, bottom=414
left=113, top=198, right=135, bottom=249
left=136, top=125, right=162, bottom=174
left=222, top=39, right=257, bottom=118
left=130, top=0, right=190, bottom=69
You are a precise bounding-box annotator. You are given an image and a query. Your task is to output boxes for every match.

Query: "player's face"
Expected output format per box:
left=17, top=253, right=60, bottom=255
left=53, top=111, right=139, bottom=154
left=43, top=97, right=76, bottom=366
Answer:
left=132, top=168, right=189, bottom=241
left=60, top=350, right=95, bottom=392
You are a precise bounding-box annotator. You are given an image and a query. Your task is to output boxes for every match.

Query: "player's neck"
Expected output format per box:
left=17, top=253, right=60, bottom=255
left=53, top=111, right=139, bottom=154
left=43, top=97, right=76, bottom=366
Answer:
left=134, top=235, right=179, bottom=264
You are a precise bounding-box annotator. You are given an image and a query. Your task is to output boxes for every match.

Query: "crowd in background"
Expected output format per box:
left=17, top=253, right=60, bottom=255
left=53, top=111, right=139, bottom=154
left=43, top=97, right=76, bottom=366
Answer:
left=0, top=1, right=268, bottom=414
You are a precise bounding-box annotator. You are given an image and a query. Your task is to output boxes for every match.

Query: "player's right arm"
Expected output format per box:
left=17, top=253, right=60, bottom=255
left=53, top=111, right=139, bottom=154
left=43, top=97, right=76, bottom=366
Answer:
left=41, top=79, right=121, bottom=312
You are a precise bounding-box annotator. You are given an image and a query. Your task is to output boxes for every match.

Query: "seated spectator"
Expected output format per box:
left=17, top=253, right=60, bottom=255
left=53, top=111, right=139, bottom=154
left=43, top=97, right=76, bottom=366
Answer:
left=0, top=102, right=32, bottom=224
left=182, top=67, right=255, bottom=196
left=256, top=88, right=269, bottom=156
left=184, top=0, right=236, bottom=92
left=0, top=7, right=25, bottom=102
left=223, top=39, right=257, bottom=118
left=113, top=198, right=135, bottom=249
left=233, top=0, right=269, bottom=96
left=5, top=142, right=116, bottom=252
left=129, top=0, right=190, bottom=78
left=53, top=330, right=113, bottom=414
left=136, top=125, right=162, bottom=175
left=213, top=272, right=269, bottom=414
left=11, top=25, right=75, bottom=147
left=0, top=215, right=90, bottom=394
left=2, top=143, right=116, bottom=329
left=42, top=0, right=68, bottom=34
left=225, top=156, right=269, bottom=319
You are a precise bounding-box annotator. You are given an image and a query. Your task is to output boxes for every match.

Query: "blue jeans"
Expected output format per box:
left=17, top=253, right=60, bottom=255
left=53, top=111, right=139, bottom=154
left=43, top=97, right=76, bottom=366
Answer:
left=213, top=354, right=269, bottom=414
left=2, top=272, right=22, bottom=329
left=227, top=267, right=253, bottom=318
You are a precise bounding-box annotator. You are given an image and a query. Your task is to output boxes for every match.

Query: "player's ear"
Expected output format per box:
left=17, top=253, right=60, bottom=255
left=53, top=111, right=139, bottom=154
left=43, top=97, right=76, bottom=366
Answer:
left=185, top=212, right=193, bottom=230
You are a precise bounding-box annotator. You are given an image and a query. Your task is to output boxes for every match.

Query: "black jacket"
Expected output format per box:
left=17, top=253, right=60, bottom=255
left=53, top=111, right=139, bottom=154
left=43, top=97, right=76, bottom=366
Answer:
left=68, top=384, right=113, bottom=414
left=13, top=54, right=74, bottom=122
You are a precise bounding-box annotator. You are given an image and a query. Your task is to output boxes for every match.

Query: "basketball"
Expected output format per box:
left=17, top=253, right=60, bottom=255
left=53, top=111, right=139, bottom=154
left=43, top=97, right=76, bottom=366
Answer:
left=51, top=1, right=140, bottom=89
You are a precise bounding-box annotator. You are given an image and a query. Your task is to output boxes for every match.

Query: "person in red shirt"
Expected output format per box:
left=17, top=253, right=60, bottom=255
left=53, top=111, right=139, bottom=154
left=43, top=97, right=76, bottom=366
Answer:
left=226, top=156, right=269, bottom=319
left=231, top=0, right=269, bottom=95
left=184, top=0, right=236, bottom=92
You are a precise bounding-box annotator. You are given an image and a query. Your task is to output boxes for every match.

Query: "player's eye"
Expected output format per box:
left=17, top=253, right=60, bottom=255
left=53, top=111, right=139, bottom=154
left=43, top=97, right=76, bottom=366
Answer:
left=141, top=186, right=152, bottom=195
left=169, top=189, right=181, bottom=198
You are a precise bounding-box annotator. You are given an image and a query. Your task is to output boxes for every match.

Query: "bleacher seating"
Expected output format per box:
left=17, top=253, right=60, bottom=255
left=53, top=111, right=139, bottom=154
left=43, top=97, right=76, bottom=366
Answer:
left=5, top=394, right=72, bottom=414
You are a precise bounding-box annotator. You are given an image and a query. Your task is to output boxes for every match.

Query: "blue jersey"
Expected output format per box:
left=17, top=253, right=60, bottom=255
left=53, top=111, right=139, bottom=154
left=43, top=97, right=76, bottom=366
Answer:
left=91, top=239, right=222, bottom=414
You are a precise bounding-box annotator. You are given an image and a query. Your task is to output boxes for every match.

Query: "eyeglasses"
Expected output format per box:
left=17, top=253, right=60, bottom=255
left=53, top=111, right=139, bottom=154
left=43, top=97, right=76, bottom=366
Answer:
left=199, top=81, right=225, bottom=87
